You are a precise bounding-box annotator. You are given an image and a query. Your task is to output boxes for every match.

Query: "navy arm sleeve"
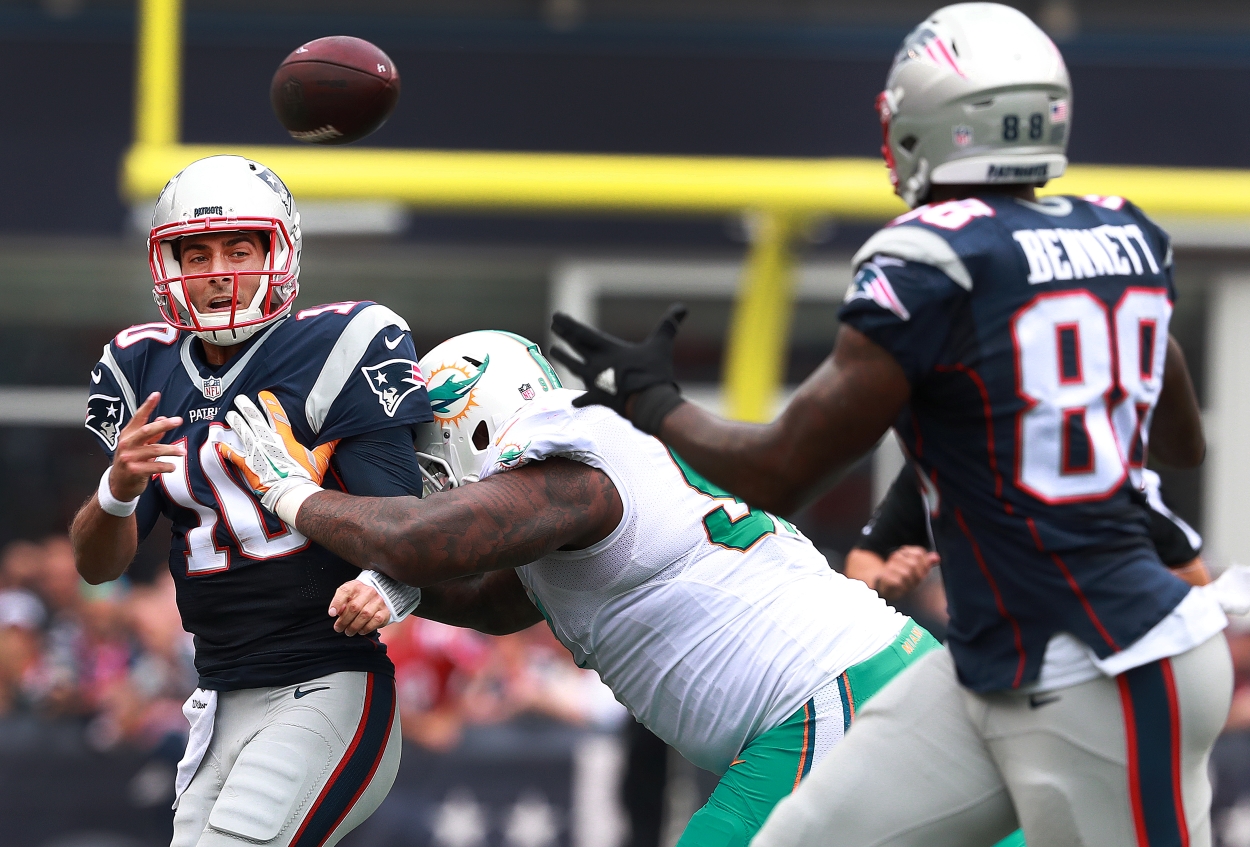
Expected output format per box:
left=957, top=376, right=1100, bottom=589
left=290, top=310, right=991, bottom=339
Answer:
left=853, top=465, right=930, bottom=558
left=329, top=424, right=423, bottom=499
left=1147, top=509, right=1201, bottom=568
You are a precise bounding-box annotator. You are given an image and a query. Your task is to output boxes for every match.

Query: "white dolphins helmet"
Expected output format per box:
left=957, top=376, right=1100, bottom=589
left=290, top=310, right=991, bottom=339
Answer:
left=878, top=3, right=1072, bottom=208
left=148, top=155, right=302, bottom=346
left=415, top=330, right=564, bottom=492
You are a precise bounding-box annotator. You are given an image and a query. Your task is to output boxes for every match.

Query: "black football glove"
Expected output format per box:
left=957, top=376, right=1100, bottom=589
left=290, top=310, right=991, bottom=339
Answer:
left=550, top=304, right=688, bottom=435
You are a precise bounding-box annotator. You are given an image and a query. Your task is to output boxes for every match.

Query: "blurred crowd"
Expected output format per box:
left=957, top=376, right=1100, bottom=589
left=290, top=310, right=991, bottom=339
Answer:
left=0, top=537, right=623, bottom=758
left=0, top=536, right=193, bottom=756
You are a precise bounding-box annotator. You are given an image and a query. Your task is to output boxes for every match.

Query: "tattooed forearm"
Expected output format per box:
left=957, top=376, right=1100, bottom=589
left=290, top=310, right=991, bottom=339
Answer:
left=296, top=457, right=622, bottom=586
left=418, top=570, right=544, bottom=635
left=657, top=326, right=910, bottom=515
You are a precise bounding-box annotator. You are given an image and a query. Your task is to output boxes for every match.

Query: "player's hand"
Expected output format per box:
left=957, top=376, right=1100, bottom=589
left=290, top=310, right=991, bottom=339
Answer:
left=217, top=391, right=338, bottom=513
left=873, top=546, right=939, bottom=601
left=329, top=580, right=391, bottom=636
left=550, top=304, right=688, bottom=434
left=108, top=392, right=184, bottom=502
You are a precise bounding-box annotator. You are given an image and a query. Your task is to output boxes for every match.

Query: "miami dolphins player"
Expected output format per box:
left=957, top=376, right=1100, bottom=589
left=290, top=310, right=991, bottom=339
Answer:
left=550, top=5, right=1232, bottom=846
left=217, top=329, right=942, bottom=847
left=69, top=155, right=430, bottom=847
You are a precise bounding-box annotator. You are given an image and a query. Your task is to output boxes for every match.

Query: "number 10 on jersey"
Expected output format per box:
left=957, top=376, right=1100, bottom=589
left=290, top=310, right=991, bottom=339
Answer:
left=1013, top=289, right=1170, bottom=503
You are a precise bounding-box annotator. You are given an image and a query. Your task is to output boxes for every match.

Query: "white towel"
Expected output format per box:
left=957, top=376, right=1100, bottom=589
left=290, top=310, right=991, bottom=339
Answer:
left=1206, top=563, right=1250, bottom=617
left=174, top=688, right=218, bottom=807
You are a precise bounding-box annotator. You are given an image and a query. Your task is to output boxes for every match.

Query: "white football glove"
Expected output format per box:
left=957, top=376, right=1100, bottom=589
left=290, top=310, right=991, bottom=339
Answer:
left=217, top=391, right=337, bottom=526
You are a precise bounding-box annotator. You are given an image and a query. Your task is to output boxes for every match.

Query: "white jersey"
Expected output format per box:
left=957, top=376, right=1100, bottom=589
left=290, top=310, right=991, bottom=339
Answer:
left=480, top=390, right=907, bottom=774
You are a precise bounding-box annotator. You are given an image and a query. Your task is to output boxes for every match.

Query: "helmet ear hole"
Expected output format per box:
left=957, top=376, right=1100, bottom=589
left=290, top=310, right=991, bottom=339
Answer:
left=900, top=135, right=919, bottom=153
left=472, top=420, right=490, bottom=451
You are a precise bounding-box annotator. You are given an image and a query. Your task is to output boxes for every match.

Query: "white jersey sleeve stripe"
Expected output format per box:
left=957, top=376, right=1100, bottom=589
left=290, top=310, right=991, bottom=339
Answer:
left=304, top=305, right=411, bottom=434
left=851, top=225, right=974, bottom=291
left=99, top=345, right=138, bottom=415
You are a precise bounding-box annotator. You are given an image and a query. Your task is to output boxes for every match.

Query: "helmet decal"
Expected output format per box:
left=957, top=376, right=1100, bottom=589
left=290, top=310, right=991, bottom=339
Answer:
left=894, top=26, right=966, bottom=78
left=255, top=168, right=294, bottom=215
left=426, top=356, right=489, bottom=425
left=415, top=331, right=566, bottom=491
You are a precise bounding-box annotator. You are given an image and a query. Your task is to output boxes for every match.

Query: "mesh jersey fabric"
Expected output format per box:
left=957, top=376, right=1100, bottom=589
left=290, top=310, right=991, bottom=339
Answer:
left=481, top=389, right=907, bottom=774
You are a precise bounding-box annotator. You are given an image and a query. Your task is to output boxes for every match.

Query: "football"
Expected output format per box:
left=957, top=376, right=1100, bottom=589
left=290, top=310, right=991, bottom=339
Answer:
left=270, top=36, right=400, bottom=145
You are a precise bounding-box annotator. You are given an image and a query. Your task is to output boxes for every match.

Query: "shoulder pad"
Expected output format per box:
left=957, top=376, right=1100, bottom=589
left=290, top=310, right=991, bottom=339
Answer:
left=97, top=322, right=181, bottom=414
left=851, top=225, right=973, bottom=292
left=305, top=303, right=412, bottom=433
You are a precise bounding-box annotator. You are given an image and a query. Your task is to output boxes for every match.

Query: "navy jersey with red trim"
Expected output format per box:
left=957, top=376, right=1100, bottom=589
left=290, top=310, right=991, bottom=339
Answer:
left=85, top=301, right=433, bottom=691
left=839, top=194, right=1190, bottom=692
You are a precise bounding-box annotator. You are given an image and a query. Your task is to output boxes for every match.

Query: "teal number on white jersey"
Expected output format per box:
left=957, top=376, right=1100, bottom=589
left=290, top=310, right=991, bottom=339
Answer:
left=480, top=389, right=906, bottom=775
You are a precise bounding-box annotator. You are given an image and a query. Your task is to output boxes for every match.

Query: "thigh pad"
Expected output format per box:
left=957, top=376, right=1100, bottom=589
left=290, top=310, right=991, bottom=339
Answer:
left=207, top=726, right=329, bottom=843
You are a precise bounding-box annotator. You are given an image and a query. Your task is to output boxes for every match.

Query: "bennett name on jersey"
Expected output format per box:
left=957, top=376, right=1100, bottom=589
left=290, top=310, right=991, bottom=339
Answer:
left=549, top=6, right=1228, bottom=845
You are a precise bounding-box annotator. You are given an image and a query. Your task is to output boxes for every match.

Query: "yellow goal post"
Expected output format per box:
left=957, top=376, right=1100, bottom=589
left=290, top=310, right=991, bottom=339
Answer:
left=123, top=0, right=1250, bottom=422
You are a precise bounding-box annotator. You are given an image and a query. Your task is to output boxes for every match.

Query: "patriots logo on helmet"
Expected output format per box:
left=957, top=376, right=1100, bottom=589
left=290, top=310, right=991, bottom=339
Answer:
left=844, top=262, right=912, bottom=322
left=894, top=26, right=965, bottom=78
left=86, top=393, right=125, bottom=451
left=361, top=358, right=427, bottom=417
left=426, top=356, right=489, bottom=425
left=256, top=168, right=294, bottom=215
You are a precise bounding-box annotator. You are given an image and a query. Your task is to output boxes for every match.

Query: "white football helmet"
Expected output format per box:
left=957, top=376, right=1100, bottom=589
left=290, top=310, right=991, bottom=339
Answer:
left=148, top=155, right=302, bottom=346
left=415, top=330, right=564, bottom=492
left=878, top=3, right=1072, bottom=208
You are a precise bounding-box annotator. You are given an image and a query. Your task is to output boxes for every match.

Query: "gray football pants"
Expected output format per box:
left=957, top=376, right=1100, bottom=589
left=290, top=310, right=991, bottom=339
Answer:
left=752, top=634, right=1232, bottom=847
left=172, top=671, right=401, bottom=847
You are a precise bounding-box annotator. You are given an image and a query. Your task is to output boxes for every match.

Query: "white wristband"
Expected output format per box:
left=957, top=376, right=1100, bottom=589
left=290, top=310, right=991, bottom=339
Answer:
left=97, top=466, right=140, bottom=518
left=356, top=570, right=422, bottom=624
left=271, top=482, right=324, bottom=527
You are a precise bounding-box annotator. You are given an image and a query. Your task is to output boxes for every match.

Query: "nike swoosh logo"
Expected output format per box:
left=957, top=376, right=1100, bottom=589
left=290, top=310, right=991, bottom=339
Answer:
left=293, top=685, right=330, bottom=699
left=384, top=334, right=403, bottom=350
left=91, top=370, right=102, bottom=384
left=1028, top=693, right=1062, bottom=709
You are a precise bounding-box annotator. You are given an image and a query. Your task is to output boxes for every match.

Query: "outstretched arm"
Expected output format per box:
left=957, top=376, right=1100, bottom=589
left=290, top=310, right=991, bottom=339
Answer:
left=1149, top=334, right=1204, bottom=468
left=295, top=457, right=623, bottom=586
left=655, top=326, right=910, bottom=515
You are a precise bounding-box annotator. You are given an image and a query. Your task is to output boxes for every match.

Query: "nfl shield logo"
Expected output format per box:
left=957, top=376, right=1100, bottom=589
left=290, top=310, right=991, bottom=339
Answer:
left=519, top=383, right=535, bottom=400
left=953, top=125, right=973, bottom=147
left=201, top=376, right=223, bottom=401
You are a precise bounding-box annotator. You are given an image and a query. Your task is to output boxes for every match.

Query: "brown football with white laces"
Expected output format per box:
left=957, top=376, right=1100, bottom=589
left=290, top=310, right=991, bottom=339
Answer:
left=270, top=36, right=400, bottom=145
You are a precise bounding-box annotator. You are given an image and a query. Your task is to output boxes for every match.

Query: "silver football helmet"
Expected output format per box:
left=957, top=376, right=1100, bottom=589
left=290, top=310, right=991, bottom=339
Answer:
left=878, top=3, right=1072, bottom=208
left=415, top=330, right=563, bottom=493
left=148, top=155, right=302, bottom=346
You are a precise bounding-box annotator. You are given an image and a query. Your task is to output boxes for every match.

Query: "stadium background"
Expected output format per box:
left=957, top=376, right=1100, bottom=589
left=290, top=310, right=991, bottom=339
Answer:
left=3, top=0, right=1250, bottom=845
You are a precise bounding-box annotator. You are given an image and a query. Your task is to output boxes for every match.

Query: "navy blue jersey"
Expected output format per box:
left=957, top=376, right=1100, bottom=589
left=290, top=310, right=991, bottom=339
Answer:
left=85, top=301, right=433, bottom=690
left=839, top=194, right=1189, bottom=692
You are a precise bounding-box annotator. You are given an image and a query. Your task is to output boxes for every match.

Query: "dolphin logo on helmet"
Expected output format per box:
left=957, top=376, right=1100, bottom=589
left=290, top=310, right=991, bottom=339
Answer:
left=414, top=332, right=562, bottom=492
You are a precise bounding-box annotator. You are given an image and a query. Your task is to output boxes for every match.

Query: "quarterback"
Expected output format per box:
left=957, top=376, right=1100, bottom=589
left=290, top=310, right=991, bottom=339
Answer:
left=218, top=330, right=940, bottom=847
left=69, top=156, right=429, bottom=847
left=551, top=5, right=1231, bottom=847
